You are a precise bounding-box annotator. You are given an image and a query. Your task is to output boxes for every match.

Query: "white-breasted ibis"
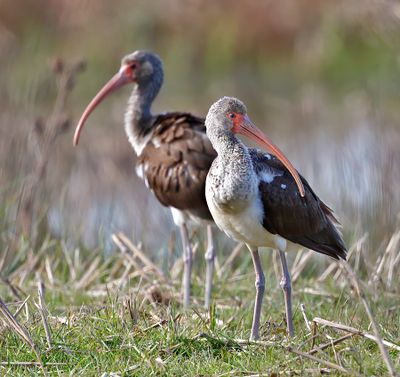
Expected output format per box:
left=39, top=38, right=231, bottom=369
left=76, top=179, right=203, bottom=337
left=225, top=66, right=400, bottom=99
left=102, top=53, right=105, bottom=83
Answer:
left=73, top=51, right=217, bottom=308
left=205, top=97, right=347, bottom=339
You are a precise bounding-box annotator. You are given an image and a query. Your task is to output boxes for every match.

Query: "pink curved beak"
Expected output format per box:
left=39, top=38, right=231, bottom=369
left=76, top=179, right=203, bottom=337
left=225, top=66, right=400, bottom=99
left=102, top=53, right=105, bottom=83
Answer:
left=73, top=65, right=134, bottom=146
left=233, top=114, right=305, bottom=197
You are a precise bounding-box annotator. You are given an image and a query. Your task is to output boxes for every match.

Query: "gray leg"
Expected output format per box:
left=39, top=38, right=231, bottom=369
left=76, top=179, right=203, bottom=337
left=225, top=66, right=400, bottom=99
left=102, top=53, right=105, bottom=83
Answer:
left=180, top=223, right=192, bottom=308
left=278, top=249, right=294, bottom=337
left=249, top=247, right=265, bottom=341
left=204, top=225, right=215, bottom=309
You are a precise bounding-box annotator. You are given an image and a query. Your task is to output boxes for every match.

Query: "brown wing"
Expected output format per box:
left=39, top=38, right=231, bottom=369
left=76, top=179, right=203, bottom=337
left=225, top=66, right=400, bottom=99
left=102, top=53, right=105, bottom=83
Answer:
left=136, top=112, right=216, bottom=221
left=250, top=149, right=347, bottom=260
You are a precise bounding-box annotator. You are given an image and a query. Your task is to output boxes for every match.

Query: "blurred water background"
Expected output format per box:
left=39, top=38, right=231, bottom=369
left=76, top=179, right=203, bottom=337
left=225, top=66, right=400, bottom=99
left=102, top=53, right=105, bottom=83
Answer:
left=0, top=0, right=399, bottom=255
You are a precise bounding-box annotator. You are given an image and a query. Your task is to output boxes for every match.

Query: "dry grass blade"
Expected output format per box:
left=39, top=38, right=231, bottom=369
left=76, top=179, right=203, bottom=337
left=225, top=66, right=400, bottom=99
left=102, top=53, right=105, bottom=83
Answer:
left=13, top=295, right=31, bottom=319
left=35, top=280, right=52, bottom=350
left=112, top=234, right=152, bottom=283
left=108, top=257, right=125, bottom=281
left=385, top=230, right=400, bottom=289
left=0, top=298, right=47, bottom=375
left=115, top=232, right=164, bottom=279
left=333, top=234, right=368, bottom=282
left=299, top=287, right=337, bottom=298
left=272, top=250, right=280, bottom=289
left=316, top=263, right=337, bottom=283
left=233, top=338, right=276, bottom=347
left=313, top=317, right=400, bottom=351
left=370, top=232, right=398, bottom=286
left=0, top=246, right=10, bottom=274
left=217, top=368, right=333, bottom=377
left=44, top=257, right=55, bottom=286
left=115, top=263, right=132, bottom=290
left=291, top=249, right=312, bottom=283
left=219, top=243, right=244, bottom=277
left=10, top=247, right=47, bottom=285
left=61, top=242, right=77, bottom=281
left=318, top=233, right=367, bottom=283
left=74, top=255, right=101, bottom=290
left=308, top=333, right=354, bottom=355
left=300, top=303, right=311, bottom=332
left=388, top=251, right=400, bottom=290
left=286, top=346, right=354, bottom=375
left=1, top=278, right=22, bottom=300
left=290, top=248, right=304, bottom=275
left=0, top=299, right=36, bottom=349
left=341, top=261, right=398, bottom=376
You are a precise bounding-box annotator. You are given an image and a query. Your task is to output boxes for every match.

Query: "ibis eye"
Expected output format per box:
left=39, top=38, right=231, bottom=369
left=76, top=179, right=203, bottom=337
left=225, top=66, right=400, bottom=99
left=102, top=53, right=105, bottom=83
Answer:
left=130, top=63, right=137, bottom=69
left=229, top=113, right=236, bottom=119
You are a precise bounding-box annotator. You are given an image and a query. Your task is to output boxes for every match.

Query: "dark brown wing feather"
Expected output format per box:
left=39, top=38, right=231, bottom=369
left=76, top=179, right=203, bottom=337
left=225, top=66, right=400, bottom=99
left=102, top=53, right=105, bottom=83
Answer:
left=137, top=112, right=216, bottom=221
left=250, top=149, right=347, bottom=260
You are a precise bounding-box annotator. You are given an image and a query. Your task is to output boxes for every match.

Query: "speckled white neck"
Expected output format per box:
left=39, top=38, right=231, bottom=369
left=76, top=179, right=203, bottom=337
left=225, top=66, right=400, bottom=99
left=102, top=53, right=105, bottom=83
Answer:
left=207, top=134, right=258, bottom=207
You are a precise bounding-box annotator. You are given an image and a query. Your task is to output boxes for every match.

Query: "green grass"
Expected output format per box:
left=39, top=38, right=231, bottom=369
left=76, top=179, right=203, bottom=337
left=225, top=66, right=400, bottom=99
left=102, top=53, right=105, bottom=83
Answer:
left=0, top=236, right=399, bottom=376
left=1, top=3, right=400, bottom=375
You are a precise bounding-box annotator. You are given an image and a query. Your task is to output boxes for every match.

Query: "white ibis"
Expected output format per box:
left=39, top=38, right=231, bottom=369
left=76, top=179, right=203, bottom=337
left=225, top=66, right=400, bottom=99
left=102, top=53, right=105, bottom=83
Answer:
left=205, top=97, right=347, bottom=339
left=73, top=51, right=217, bottom=308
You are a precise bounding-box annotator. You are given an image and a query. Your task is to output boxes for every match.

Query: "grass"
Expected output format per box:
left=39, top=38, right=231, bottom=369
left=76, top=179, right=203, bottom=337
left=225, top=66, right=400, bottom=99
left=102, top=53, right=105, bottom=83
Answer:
left=1, top=5, right=400, bottom=375
left=0, top=231, right=399, bottom=376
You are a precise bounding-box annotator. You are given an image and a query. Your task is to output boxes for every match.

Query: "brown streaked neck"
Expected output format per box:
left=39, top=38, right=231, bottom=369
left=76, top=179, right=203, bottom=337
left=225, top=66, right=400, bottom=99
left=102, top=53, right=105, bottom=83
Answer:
left=124, top=78, right=162, bottom=155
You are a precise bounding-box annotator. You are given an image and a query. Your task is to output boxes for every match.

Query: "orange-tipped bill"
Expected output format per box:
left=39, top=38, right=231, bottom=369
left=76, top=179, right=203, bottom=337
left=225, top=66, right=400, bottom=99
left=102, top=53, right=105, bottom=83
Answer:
left=73, top=65, right=134, bottom=146
left=233, top=114, right=305, bottom=197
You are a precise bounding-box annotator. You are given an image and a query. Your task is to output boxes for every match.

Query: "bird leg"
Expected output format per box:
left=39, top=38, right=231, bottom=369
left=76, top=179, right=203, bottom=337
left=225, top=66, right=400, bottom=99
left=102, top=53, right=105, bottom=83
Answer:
left=249, top=247, right=265, bottom=340
left=278, top=249, right=294, bottom=337
left=204, top=225, right=215, bottom=309
left=180, top=223, right=192, bottom=308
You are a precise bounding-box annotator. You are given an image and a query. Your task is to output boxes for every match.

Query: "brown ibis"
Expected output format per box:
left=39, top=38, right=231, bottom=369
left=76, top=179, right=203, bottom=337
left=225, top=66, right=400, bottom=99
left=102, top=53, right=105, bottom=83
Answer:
left=205, top=97, right=347, bottom=339
left=73, top=51, right=217, bottom=308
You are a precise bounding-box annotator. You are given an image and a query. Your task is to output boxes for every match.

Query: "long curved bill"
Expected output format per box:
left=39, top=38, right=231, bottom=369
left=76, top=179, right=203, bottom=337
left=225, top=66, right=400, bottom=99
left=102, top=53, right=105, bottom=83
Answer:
left=73, top=65, right=133, bottom=146
left=233, top=114, right=305, bottom=197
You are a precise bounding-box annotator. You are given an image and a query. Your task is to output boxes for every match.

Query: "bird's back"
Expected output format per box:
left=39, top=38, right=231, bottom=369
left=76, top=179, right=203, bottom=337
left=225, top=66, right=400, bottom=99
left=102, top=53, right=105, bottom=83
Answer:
left=136, top=112, right=217, bottom=221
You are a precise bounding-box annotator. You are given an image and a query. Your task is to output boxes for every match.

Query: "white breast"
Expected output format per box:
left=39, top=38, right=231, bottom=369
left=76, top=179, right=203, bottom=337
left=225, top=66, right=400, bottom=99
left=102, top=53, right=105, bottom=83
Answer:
left=205, top=185, right=272, bottom=248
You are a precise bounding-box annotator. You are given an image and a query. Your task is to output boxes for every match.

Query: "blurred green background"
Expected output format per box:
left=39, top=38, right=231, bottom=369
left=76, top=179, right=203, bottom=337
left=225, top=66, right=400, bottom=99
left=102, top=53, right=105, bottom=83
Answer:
left=0, top=0, right=399, bottom=253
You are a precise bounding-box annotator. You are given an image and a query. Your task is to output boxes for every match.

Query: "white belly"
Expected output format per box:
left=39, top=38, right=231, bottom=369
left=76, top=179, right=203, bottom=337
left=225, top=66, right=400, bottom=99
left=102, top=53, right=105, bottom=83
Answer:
left=170, top=207, right=211, bottom=227
left=206, top=191, right=277, bottom=248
